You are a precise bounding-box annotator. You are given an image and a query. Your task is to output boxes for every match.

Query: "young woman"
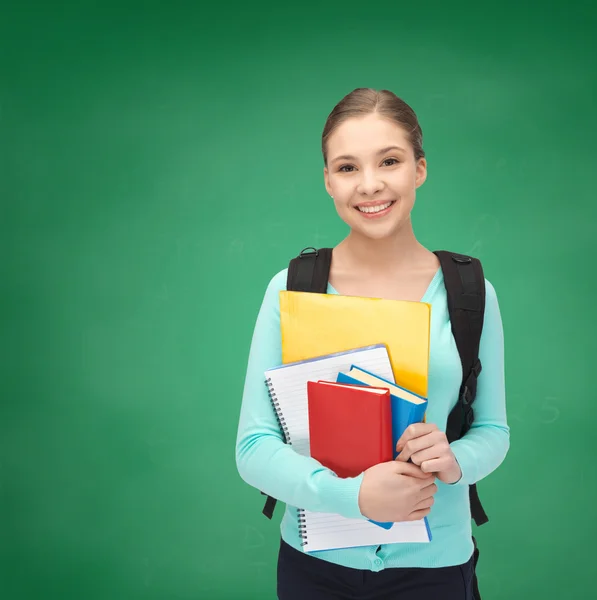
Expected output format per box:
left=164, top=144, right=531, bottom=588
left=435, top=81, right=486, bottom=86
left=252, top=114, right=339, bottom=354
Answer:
left=235, top=88, right=509, bottom=599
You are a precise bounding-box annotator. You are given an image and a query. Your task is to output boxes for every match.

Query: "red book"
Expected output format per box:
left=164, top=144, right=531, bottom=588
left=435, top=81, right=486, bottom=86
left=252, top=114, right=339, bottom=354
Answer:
left=307, top=380, right=393, bottom=478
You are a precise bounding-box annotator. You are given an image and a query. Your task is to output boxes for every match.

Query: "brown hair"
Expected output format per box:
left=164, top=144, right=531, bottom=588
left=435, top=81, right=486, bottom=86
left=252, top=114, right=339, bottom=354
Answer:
left=321, top=88, right=425, bottom=166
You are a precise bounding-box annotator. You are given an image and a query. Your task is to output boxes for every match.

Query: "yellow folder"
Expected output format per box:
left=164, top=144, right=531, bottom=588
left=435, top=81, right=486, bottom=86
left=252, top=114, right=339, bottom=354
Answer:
left=279, top=291, right=431, bottom=398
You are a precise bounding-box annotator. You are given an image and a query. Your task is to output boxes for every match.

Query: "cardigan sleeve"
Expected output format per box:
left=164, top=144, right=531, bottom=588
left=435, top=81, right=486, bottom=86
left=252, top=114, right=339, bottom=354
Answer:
left=235, top=269, right=366, bottom=519
left=450, top=279, right=511, bottom=485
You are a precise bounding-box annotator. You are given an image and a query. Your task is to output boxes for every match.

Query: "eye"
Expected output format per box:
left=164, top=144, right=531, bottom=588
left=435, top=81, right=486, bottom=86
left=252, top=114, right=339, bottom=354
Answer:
left=338, top=158, right=399, bottom=172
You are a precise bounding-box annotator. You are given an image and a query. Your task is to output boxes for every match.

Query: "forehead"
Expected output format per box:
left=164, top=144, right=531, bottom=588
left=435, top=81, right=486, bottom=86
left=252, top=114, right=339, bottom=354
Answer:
left=327, top=114, right=410, bottom=158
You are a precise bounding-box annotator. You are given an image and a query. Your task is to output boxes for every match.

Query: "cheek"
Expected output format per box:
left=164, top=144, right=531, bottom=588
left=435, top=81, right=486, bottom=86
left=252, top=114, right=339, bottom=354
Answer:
left=392, top=168, right=418, bottom=189
left=332, top=196, right=351, bottom=214
left=331, top=199, right=363, bottom=229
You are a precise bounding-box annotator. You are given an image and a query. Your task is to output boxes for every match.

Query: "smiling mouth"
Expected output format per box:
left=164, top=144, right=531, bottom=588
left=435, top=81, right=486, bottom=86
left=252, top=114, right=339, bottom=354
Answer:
left=355, top=200, right=396, bottom=215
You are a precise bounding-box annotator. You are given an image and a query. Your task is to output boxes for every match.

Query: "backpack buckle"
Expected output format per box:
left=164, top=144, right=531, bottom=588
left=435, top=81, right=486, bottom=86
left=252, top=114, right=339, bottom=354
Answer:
left=471, top=358, right=482, bottom=378
left=460, top=385, right=472, bottom=405
left=299, top=247, right=319, bottom=258
left=463, top=359, right=482, bottom=391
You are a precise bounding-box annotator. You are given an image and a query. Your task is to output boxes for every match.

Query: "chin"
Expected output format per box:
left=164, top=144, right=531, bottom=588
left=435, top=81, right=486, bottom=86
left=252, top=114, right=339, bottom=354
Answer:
left=345, top=216, right=407, bottom=241
left=359, top=225, right=403, bottom=241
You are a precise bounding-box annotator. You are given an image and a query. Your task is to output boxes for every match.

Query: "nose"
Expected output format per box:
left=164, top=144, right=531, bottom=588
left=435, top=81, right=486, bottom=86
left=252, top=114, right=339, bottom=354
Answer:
left=356, top=167, right=384, bottom=196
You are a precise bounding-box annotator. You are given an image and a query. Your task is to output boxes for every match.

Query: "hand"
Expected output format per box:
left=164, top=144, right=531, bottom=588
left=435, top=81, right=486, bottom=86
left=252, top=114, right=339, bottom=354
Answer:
left=358, top=461, right=437, bottom=523
left=395, top=423, right=462, bottom=484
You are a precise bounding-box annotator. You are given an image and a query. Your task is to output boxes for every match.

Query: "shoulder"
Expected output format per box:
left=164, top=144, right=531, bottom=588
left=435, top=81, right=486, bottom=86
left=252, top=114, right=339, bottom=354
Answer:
left=484, top=278, right=497, bottom=299
left=483, top=278, right=501, bottom=318
left=257, top=268, right=288, bottom=312
left=265, top=268, right=288, bottom=294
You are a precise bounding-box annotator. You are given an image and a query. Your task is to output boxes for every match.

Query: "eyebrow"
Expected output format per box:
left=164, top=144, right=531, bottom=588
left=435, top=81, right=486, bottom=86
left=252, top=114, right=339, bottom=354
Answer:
left=330, top=145, right=406, bottom=164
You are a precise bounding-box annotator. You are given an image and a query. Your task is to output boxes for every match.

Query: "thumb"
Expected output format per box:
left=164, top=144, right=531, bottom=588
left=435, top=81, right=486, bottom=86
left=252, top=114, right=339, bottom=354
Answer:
left=393, top=461, right=431, bottom=479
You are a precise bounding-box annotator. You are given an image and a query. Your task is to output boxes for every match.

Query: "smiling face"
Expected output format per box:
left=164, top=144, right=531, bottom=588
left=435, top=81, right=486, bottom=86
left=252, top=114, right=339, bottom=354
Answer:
left=324, top=113, right=427, bottom=241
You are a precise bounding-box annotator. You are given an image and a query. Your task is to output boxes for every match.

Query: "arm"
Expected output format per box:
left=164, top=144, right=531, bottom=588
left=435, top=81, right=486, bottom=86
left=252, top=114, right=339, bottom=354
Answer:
left=235, top=269, right=365, bottom=519
left=449, top=279, right=510, bottom=485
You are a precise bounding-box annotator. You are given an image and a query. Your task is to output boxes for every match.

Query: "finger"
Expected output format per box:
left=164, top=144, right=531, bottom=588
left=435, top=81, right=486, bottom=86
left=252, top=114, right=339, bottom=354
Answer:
left=410, top=444, right=447, bottom=466
left=394, top=461, right=434, bottom=479
left=420, top=457, right=450, bottom=474
left=396, top=426, right=442, bottom=454
left=407, top=507, right=431, bottom=521
left=395, top=450, right=410, bottom=462
left=396, top=423, right=437, bottom=449
left=417, top=481, right=438, bottom=499
left=397, top=432, right=441, bottom=462
left=414, top=495, right=435, bottom=510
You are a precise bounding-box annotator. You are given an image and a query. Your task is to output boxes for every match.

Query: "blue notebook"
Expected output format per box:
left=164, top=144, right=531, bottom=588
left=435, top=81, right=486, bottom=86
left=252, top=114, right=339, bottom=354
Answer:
left=336, top=365, right=428, bottom=458
left=336, top=366, right=429, bottom=531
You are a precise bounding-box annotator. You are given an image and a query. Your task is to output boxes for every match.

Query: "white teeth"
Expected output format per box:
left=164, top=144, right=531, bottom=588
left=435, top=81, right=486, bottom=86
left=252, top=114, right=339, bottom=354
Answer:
left=357, top=201, right=393, bottom=214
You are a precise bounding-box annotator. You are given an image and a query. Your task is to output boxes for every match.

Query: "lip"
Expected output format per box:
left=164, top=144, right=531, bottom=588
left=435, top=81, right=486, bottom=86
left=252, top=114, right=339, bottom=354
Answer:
left=354, top=199, right=395, bottom=208
left=354, top=199, right=396, bottom=219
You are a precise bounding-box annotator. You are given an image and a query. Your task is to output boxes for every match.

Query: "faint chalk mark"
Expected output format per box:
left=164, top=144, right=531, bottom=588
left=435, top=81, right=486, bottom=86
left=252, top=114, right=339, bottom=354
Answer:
left=471, top=214, right=501, bottom=242
left=506, top=394, right=560, bottom=425
left=540, top=396, right=560, bottom=424
left=311, top=231, right=328, bottom=248
left=142, top=557, right=153, bottom=587
left=248, top=561, right=269, bottom=577
left=466, top=239, right=483, bottom=258
left=155, top=283, right=170, bottom=304
left=507, top=393, right=526, bottom=424
left=229, top=239, right=245, bottom=255
left=466, top=213, right=501, bottom=257
left=176, top=238, right=186, bottom=261
left=244, top=525, right=266, bottom=550
left=424, top=93, right=447, bottom=109
left=146, top=435, right=170, bottom=448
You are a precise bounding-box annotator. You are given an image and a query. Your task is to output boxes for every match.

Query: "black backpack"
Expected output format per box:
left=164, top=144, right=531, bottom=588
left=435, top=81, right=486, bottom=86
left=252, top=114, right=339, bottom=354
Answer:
left=261, top=246, right=488, bottom=596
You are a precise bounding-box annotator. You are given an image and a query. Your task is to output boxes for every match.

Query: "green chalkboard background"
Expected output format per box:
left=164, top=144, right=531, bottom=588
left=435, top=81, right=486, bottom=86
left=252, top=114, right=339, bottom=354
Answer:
left=2, top=0, right=596, bottom=598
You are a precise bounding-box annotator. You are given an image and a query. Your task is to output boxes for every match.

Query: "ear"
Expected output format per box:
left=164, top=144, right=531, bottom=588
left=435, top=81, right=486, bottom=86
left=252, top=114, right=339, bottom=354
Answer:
left=415, top=157, right=427, bottom=188
left=323, top=166, right=332, bottom=196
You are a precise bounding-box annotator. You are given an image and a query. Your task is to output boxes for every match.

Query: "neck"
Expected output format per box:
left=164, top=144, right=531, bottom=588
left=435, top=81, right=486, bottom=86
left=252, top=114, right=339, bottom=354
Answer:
left=335, top=219, right=426, bottom=274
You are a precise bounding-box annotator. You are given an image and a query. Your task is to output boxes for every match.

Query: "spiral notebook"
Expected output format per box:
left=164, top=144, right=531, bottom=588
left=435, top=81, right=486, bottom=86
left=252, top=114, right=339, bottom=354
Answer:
left=264, top=344, right=431, bottom=553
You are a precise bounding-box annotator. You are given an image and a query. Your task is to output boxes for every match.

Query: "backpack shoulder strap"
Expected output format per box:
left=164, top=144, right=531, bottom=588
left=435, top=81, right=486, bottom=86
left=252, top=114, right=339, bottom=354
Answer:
left=433, top=250, right=488, bottom=526
left=286, top=247, right=333, bottom=293
left=433, top=250, right=485, bottom=439
left=262, top=247, right=333, bottom=519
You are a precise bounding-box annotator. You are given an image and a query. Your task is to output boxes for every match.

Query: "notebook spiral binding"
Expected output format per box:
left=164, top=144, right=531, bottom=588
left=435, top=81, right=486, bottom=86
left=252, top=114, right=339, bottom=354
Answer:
left=297, top=509, right=308, bottom=548
left=265, top=376, right=309, bottom=549
left=265, top=377, right=291, bottom=444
